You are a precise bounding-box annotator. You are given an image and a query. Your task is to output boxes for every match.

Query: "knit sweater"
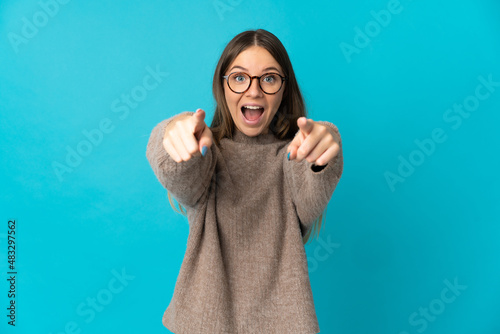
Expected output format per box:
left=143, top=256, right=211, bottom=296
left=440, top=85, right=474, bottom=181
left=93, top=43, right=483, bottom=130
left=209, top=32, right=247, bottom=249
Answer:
left=146, top=111, right=344, bottom=334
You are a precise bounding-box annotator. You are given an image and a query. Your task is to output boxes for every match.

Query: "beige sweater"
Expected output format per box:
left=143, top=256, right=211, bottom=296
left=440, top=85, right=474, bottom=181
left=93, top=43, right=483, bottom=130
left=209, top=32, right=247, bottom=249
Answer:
left=146, top=111, right=343, bottom=334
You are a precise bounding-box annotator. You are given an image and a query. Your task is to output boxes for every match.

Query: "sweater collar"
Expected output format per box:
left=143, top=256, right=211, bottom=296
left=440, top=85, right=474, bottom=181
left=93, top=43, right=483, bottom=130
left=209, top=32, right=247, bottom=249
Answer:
left=230, top=127, right=280, bottom=144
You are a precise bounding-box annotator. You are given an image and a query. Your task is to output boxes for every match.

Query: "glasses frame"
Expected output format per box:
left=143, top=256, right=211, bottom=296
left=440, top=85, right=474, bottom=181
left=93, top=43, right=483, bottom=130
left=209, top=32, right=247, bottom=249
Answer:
left=222, top=72, right=288, bottom=95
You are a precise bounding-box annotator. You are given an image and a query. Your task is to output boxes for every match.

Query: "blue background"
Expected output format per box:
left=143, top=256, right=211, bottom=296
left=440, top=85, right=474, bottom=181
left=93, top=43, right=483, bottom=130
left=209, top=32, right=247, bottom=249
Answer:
left=1, top=0, right=500, bottom=333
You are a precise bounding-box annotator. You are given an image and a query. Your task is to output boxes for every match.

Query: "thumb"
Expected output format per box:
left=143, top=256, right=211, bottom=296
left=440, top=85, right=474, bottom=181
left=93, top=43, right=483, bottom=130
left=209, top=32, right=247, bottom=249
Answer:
left=286, top=130, right=304, bottom=161
left=198, top=124, right=213, bottom=156
left=192, top=108, right=212, bottom=156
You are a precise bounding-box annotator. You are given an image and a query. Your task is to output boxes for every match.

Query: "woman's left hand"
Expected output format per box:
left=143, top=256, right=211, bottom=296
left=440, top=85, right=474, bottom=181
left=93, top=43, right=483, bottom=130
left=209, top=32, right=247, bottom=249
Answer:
left=286, top=117, right=341, bottom=166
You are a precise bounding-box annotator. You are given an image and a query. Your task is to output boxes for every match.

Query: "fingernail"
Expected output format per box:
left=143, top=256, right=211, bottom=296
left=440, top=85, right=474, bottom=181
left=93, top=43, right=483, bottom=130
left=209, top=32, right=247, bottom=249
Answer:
left=201, top=146, right=207, bottom=157
left=287, top=152, right=290, bottom=161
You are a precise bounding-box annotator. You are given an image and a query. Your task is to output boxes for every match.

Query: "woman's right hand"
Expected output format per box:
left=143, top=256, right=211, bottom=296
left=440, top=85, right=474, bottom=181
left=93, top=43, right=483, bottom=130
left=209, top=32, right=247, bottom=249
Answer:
left=162, top=108, right=213, bottom=163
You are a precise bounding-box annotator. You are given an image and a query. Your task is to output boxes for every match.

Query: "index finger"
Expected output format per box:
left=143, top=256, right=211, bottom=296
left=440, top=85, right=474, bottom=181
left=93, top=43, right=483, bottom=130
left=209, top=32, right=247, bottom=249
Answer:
left=295, top=130, right=322, bottom=162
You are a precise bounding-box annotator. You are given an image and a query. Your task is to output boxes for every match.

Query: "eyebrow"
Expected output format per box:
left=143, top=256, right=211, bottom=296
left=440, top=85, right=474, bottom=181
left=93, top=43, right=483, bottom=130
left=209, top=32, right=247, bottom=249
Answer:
left=229, top=65, right=282, bottom=74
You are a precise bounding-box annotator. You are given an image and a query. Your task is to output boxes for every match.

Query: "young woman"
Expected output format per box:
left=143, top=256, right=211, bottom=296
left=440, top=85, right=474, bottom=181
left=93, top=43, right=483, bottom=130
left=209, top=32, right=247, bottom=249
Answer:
left=146, top=29, right=343, bottom=334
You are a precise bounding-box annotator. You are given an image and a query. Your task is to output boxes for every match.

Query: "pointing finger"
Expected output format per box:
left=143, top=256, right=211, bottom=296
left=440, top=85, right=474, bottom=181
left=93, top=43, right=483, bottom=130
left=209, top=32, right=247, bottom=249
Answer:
left=298, top=117, right=315, bottom=136
left=191, top=108, right=206, bottom=134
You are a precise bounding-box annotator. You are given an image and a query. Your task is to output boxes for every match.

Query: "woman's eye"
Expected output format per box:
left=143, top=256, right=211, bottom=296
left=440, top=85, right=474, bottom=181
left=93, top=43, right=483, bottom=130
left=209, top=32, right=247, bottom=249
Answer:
left=234, top=75, right=246, bottom=82
left=263, top=75, right=276, bottom=84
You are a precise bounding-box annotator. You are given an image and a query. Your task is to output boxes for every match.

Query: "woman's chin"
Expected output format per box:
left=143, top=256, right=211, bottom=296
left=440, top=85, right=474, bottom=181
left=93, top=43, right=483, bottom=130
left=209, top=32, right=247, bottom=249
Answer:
left=238, top=123, right=267, bottom=136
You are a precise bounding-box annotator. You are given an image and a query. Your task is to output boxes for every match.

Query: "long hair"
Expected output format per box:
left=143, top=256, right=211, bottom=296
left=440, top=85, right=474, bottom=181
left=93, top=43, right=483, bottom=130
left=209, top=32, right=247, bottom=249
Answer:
left=167, top=29, right=326, bottom=245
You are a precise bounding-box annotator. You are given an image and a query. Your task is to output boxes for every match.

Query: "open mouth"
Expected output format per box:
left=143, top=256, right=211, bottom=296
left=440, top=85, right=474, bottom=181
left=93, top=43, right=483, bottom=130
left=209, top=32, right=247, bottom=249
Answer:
left=241, top=105, right=264, bottom=121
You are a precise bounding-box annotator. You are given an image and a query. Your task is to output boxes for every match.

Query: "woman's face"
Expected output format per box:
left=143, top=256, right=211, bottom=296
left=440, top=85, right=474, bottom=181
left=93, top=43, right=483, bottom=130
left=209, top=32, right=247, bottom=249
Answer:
left=223, top=46, right=285, bottom=137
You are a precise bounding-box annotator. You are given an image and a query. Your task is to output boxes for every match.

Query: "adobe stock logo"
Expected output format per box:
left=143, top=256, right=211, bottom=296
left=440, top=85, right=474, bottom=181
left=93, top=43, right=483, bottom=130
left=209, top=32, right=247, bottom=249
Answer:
left=8, top=0, right=72, bottom=54
left=306, top=234, right=341, bottom=273
left=384, top=74, right=499, bottom=192
left=52, top=64, right=169, bottom=182
left=339, top=0, right=412, bottom=63
left=212, top=0, right=243, bottom=21
left=49, top=267, right=135, bottom=334
left=398, top=277, right=467, bottom=334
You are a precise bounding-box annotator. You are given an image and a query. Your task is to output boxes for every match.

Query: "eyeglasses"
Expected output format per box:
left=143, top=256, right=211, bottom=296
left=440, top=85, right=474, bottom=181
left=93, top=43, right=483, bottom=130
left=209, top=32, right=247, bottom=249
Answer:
left=222, top=72, right=287, bottom=95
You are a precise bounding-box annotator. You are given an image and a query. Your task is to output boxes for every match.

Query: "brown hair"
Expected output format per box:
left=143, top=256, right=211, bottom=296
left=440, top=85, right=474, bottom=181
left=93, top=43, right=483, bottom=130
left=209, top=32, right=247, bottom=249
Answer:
left=167, top=29, right=326, bottom=245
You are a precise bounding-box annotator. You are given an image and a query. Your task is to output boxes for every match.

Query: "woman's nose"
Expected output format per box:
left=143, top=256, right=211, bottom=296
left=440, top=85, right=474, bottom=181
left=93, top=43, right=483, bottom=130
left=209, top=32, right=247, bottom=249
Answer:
left=245, top=78, right=263, bottom=97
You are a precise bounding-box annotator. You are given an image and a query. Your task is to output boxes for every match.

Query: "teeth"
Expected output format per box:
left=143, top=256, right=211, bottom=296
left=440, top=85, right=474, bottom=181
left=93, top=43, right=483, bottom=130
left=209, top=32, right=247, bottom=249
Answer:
left=243, top=105, right=263, bottom=109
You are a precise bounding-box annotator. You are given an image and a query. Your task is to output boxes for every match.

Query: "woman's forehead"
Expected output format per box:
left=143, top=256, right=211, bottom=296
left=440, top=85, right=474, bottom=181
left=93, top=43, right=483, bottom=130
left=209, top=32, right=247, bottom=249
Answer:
left=229, top=46, right=282, bottom=73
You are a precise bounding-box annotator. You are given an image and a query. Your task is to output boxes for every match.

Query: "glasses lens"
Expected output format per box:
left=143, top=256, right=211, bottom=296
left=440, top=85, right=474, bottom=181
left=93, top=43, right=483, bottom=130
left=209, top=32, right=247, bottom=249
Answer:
left=227, top=72, right=284, bottom=94
left=260, top=73, right=282, bottom=94
left=228, top=73, right=251, bottom=93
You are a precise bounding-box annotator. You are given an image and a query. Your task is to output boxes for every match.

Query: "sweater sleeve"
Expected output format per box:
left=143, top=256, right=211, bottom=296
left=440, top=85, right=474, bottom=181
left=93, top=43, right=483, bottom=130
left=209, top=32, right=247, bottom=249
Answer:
left=145, top=111, right=217, bottom=209
left=283, top=121, right=344, bottom=236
